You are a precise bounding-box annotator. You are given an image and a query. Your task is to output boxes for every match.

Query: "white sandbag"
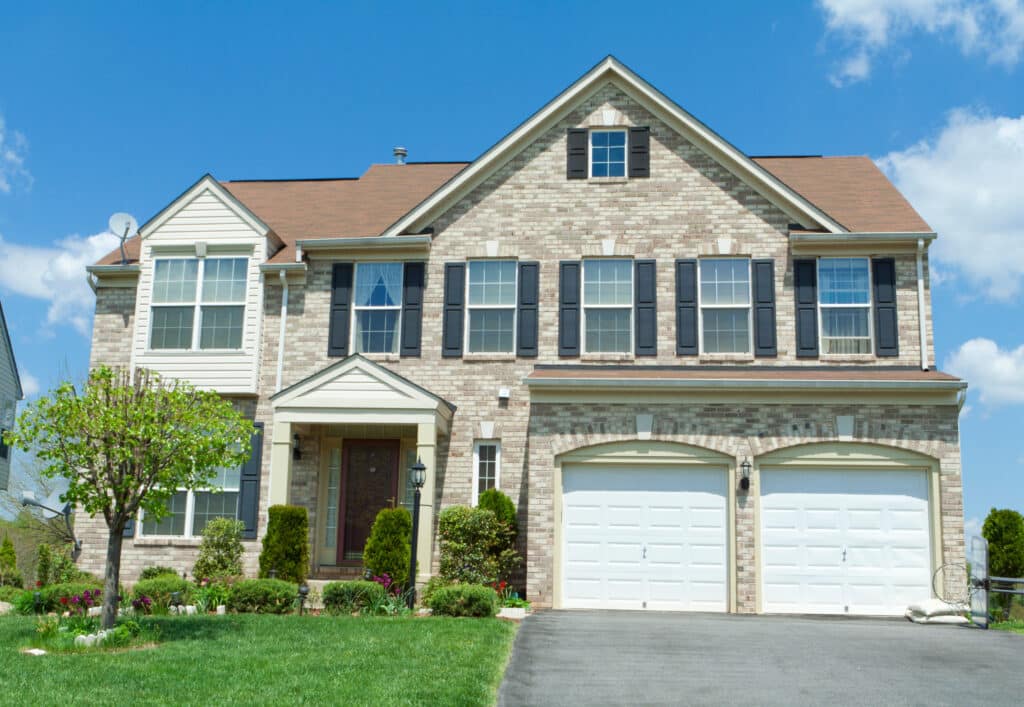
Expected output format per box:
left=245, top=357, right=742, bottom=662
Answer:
left=905, top=598, right=965, bottom=618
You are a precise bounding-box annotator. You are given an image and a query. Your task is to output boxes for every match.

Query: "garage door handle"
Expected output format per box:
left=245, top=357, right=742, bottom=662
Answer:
left=642, top=545, right=647, bottom=559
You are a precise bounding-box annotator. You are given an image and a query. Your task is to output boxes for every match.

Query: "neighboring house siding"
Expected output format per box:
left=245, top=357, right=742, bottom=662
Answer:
left=131, top=188, right=266, bottom=394
left=0, top=309, right=20, bottom=491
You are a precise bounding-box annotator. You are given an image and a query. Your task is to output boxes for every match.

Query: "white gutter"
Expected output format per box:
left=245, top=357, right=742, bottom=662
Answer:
left=790, top=231, right=937, bottom=245
left=296, top=235, right=432, bottom=251
left=524, top=376, right=966, bottom=393
left=275, top=270, right=289, bottom=393
left=917, top=238, right=929, bottom=371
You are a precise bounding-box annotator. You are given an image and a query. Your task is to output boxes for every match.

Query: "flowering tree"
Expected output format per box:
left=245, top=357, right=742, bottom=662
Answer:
left=2, top=367, right=254, bottom=628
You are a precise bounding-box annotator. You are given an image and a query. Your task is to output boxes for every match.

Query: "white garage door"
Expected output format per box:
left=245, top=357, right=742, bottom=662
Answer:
left=562, top=464, right=728, bottom=611
left=760, top=468, right=932, bottom=616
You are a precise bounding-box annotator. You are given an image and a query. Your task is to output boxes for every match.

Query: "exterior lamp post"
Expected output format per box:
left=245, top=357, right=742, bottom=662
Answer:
left=298, top=583, right=310, bottom=615
left=20, top=491, right=82, bottom=561
left=406, top=458, right=427, bottom=609
left=739, top=458, right=752, bottom=492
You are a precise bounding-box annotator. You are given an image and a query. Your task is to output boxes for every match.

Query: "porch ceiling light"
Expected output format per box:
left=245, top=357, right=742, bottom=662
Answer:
left=739, top=458, right=752, bottom=492
left=410, top=458, right=427, bottom=489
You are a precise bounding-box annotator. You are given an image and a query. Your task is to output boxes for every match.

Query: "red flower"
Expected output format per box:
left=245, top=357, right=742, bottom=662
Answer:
left=36, top=581, right=43, bottom=588
left=60, top=597, right=68, bottom=605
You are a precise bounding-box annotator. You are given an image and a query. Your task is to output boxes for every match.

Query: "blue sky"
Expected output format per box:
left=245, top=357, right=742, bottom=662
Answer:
left=0, top=1, right=1022, bottom=533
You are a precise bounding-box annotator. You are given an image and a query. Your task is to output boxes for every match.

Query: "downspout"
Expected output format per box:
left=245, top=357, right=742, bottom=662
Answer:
left=916, top=238, right=929, bottom=371
left=275, top=270, right=289, bottom=392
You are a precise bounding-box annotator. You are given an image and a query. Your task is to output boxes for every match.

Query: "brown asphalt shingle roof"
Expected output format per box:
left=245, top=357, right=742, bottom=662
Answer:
left=97, top=155, right=930, bottom=267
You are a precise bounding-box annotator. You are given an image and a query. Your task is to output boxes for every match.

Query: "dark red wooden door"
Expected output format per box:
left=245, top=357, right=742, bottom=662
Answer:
left=339, top=440, right=399, bottom=563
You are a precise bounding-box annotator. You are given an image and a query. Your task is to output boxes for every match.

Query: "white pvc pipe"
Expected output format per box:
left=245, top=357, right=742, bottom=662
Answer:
left=275, top=270, right=289, bottom=392
left=917, top=239, right=929, bottom=371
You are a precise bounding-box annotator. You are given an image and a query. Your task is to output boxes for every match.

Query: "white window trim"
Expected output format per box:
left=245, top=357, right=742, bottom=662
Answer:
left=816, top=257, right=875, bottom=355
left=350, top=261, right=404, bottom=354
left=137, top=483, right=240, bottom=540
left=697, top=257, right=753, bottom=355
left=464, top=260, right=518, bottom=354
left=581, top=258, right=634, bottom=355
left=588, top=128, right=629, bottom=179
left=147, top=255, right=248, bottom=353
left=472, top=440, right=501, bottom=507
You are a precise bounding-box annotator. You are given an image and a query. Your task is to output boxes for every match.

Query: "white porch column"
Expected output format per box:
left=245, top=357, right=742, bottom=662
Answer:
left=416, top=420, right=437, bottom=583
left=268, top=420, right=293, bottom=507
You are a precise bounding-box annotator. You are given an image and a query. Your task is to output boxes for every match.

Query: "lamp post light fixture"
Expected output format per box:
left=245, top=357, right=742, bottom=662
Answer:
left=739, top=458, right=752, bottom=492
left=298, top=583, right=310, bottom=616
left=33, top=591, right=42, bottom=615
left=406, top=457, right=427, bottom=609
left=20, top=491, right=82, bottom=561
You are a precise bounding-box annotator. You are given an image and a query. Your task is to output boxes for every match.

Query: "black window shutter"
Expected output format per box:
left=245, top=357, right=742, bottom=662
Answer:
left=634, top=259, right=657, bottom=356
left=400, top=262, right=424, bottom=357
left=517, top=261, right=539, bottom=357
left=237, top=422, right=264, bottom=540
left=122, top=517, right=135, bottom=538
left=675, top=259, right=698, bottom=355
left=442, top=263, right=465, bottom=357
left=629, top=127, right=650, bottom=178
left=872, top=257, right=899, bottom=357
left=567, top=129, right=588, bottom=179
left=752, top=259, right=778, bottom=357
left=559, top=261, right=581, bottom=356
left=794, top=259, right=819, bottom=358
left=327, top=263, right=353, bottom=357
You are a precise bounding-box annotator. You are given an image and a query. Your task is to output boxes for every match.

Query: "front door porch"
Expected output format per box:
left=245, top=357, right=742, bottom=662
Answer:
left=268, top=355, right=454, bottom=584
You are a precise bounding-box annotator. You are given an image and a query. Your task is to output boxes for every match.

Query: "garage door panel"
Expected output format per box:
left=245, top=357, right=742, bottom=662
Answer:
left=761, top=468, right=932, bottom=616
left=562, top=464, right=727, bottom=611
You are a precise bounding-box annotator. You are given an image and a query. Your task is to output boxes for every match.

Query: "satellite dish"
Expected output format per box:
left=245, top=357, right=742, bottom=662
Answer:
left=108, top=212, right=138, bottom=265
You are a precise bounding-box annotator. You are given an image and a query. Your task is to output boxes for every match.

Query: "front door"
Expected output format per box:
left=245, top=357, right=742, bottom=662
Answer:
left=339, top=440, right=400, bottom=563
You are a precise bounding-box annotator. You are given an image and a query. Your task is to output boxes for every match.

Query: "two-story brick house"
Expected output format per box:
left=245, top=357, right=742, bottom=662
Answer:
left=0, top=300, right=25, bottom=491
left=81, top=57, right=966, bottom=615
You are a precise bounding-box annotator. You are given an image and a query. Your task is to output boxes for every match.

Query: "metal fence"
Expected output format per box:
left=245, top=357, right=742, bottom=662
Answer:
left=969, top=536, right=1024, bottom=629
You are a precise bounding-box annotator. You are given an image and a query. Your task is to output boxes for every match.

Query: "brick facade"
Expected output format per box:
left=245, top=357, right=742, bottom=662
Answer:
left=79, top=83, right=963, bottom=611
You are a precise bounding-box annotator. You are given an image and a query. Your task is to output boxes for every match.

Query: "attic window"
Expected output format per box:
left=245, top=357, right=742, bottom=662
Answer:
left=590, top=130, right=627, bottom=177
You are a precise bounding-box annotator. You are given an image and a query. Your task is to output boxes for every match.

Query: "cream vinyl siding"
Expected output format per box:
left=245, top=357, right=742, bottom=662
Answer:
left=131, top=187, right=266, bottom=394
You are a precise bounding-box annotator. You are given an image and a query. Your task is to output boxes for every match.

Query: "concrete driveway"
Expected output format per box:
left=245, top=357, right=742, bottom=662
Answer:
left=499, top=611, right=1022, bottom=707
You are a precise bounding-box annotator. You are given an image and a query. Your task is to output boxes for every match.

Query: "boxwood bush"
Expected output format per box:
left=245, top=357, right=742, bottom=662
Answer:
left=322, top=580, right=386, bottom=614
left=426, top=583, right=498, bottom=617
left=437, top=506, right=520, bottom=585
left=227, top=578, right=297, bottom=614
left=14, top=579, right=103, bottom=614
left=132, top=575, right=193, bottom=608
left=138, top=566, right=180, bottom=581
left=259, top=505, right=309, bottom=583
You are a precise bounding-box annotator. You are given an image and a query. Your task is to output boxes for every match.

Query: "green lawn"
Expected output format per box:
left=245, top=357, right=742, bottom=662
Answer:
left=992, top=620, right=1024, bottom=635
left=0, top=614, right=517, bottom=705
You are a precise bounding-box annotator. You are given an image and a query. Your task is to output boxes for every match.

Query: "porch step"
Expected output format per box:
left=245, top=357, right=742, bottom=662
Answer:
left=312, top=566, right=366, bottom=580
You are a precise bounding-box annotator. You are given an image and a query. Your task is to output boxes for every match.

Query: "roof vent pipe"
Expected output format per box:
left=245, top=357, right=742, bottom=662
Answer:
left=393, top=146, right=408, bottom=165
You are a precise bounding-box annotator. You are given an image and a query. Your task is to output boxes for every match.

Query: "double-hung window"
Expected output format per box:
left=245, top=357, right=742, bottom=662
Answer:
left=590, top=130, right=627, bottom=177
left=141, top=462, right=241, bottom=538
left=150, top=257, right=247, bottom=350
left=818, top=257, right=872, bottom=354
left=472, top=441, right=501, bottom=506
left=699, top=259, right=752, bottom=353
left=582, top=259, right=633, bottom=353
left=352, top=262, right=403, bottom=353
left=466, top=261, right=517, bottom=353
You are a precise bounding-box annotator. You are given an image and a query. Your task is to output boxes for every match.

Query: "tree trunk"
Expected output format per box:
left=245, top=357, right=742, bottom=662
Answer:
left=102, top=530, right=123, bottom=630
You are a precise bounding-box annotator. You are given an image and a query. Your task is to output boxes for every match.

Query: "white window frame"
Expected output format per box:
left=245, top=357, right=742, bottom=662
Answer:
left=464, top=260, right=518, bottom=354
left=588, top=128, right=628, bottom=178
left=816, top=257, right=874, bottom=355
left=350, top=261, right=404, bottom=354
left=697, top=257, right=753, bottom=355
left=148, top=256, right=248, bottom=352
left=581, top=258, right=634, bottom=355
left=137, top=473, right=241, bottom=540
left=472, top=440, right=501, bottom=506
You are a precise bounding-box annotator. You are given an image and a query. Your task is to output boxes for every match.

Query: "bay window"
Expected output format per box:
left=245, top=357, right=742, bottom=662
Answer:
left=818, top=257, right=872, bottom=354
left=150, top=257, right=247, bottom=350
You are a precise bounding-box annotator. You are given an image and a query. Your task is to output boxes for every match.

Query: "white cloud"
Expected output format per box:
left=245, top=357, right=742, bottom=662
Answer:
left=20, top=371, right=40, bottom=397
left=946, top=338, right=1024, bottom=405
left=0, top=113, right=31, bottom=194
left=877, top=109, right=1024, bottom=300
left=819, top=0, right=1024, bottom=85
left=0, top=231, right=120, bottom=335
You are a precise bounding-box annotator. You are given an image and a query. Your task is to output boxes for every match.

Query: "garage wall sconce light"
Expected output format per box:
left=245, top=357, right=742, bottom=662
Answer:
left=739, top=458, right=752, bottom=491
left=292, top=434, right=302, bottom=461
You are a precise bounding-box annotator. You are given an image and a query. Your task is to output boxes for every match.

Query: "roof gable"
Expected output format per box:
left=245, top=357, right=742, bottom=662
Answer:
left=0, top=301, right=24, bottom=401
left=382, top=56, right=847, bottom=237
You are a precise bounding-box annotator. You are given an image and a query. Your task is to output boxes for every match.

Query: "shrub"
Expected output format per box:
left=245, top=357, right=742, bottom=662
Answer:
left=983, top=508, right=1024, bottom=617
left=35, top=544, right=52, bottom=587
left=227, top=578, right=297, bottom=614
left=14, top=580, right=103, bottom=614
left=50, top=549, right=92, bottom=584
left=193, top=577, right=234, bottom=613
left=363, top=507, right=412, bottom=589
left=322, top=580, right=386, bottom=614
left=193, top=517, right=245, bottom=580
left=426, top=583, right=498, bottom=617
left=0, top=534, right=20, bottom=588
left=437, top=506, right=520, bottom=585
left=478, top=488, right=518, bottom=540
left=139, top=566, right=180, bottom=581
left=421, top=575, right=455, bottom=604
left=132, top=575, right=193, bottom=608
left=259, top=505, right=309, bottom=583
left=0, top=585, right=25, bottom=602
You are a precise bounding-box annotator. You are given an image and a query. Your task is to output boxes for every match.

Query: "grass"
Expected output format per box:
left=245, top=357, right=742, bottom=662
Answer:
left=0, top=614, right=517, bottom=705
left=991, top=619, right=1024, bottom=635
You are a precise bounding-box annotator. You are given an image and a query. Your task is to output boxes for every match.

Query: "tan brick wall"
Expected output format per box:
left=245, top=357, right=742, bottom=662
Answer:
left=89, top=286, right=135, bottom=368
left=79, top=83, right=961, bottom=604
